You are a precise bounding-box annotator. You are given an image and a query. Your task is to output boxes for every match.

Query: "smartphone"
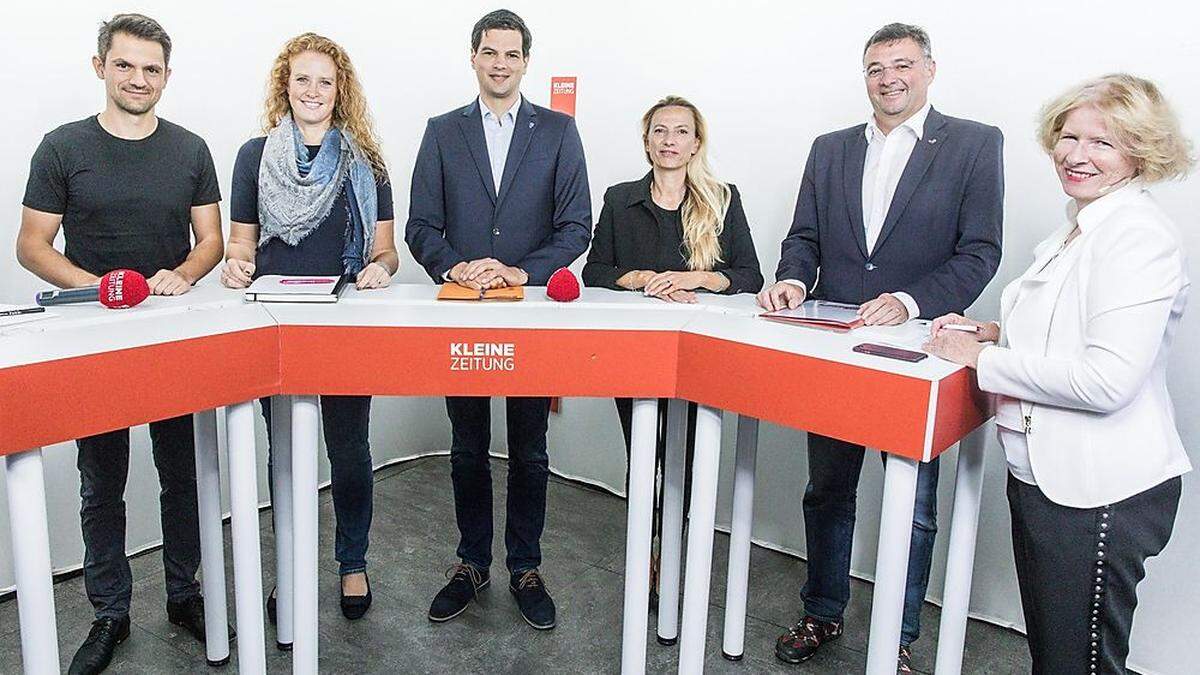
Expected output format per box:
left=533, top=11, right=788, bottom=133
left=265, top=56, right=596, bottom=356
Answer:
left=852, top=343, right=928, bottom=363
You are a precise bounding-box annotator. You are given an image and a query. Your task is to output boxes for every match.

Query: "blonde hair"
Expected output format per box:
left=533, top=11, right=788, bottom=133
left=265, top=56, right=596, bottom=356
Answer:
left=1037, top=73, right=1193, bottom=183
left=263, top=33, right=387, bottom=178
left=641, top=96, right=731, bottom=272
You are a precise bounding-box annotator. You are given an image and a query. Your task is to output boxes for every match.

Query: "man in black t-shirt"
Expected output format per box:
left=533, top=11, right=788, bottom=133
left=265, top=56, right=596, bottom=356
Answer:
left=16, top=14, right=226, bottom=675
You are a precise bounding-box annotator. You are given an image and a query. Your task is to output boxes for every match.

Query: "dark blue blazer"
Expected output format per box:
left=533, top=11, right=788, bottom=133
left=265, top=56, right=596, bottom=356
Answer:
left=405, top=97, right=592, bottom=285
left=776, top=108, right=1003, bottom=318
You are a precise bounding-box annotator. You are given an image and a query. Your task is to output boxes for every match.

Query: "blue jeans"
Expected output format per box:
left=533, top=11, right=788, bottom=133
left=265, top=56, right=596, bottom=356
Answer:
left=800, top=433, right=939, bottom=646
left=262, top=395, right=373, bottom=576
left=446, top=396, right=551, bottom=573
left=76, top=415, right=201, bottom=619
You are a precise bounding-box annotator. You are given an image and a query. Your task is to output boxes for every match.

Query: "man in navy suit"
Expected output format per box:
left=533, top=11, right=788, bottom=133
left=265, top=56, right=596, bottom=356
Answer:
left=406, top=9, right=590, bottom=631
left=758, top=23, right=1003, bottom=670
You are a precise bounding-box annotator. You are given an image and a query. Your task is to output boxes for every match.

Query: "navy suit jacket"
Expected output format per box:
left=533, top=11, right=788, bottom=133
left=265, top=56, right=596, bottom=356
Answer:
left=776, top=108, right=1004, bottom=318
left=405, top=97, right=592, bottom=285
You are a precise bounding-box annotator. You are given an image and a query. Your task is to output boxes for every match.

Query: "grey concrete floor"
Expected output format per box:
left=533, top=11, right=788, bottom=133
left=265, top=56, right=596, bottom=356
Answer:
left=0, top=456, right=1031, bottom=673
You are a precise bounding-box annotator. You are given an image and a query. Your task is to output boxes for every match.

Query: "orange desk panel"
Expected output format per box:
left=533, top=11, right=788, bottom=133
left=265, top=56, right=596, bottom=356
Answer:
left=0, top=327, right=280, bottom=455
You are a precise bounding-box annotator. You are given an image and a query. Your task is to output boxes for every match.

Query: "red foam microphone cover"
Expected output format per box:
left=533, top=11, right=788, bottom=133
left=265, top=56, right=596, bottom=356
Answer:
left=98, top=269, right=150, bottom=309
left=546, top=267, right=580, bottom=302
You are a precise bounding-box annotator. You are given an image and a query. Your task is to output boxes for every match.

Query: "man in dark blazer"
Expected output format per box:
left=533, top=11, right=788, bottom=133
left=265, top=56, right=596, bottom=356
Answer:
left=406, top=10, right=590, bottom=632
left=758, top=23, right=1003, bottom=670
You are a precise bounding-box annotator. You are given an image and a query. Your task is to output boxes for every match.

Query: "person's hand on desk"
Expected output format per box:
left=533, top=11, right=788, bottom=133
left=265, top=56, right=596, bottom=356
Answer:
left=451, top=259, right=527, bottom=289
left=648, top=288, right=698, bottom=303
left=923, top=329, right=987, bottom=368
left=756, top=281, right=806, bottom=311
left=355, top=261, right=393, bottom=290
left=219, top=259, right=256, bottom=289
left=148, top=269, right=192, bottom=296
left=616, top=270, right=655, bottom=291
left=858, top=293, right=908, bottom=326
left=929, top=313, right=1000, bottom=342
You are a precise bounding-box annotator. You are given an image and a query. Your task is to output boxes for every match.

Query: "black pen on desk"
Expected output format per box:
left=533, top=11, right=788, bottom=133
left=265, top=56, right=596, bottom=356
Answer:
left=0, top=306, right=46, bottom=318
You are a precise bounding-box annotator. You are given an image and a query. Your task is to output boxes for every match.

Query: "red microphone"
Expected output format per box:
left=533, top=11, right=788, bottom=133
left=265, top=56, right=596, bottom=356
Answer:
left=546, top=267, right=581, bottom=302
left=34, top=269, right=151, bottom=309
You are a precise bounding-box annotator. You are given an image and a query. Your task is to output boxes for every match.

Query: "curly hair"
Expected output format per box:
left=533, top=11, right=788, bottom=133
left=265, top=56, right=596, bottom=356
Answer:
left=1037, top=73, right=1193, bottom=183
left=263, top=33, right=387, bottom=178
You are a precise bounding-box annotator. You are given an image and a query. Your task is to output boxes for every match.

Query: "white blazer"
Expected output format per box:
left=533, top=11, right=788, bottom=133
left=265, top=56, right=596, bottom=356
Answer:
left=977, top=183, right=1192, bottom=508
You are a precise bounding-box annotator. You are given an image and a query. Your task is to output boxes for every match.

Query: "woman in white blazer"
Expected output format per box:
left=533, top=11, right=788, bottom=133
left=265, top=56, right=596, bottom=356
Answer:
left=925, top=73, right=1193, bottom=674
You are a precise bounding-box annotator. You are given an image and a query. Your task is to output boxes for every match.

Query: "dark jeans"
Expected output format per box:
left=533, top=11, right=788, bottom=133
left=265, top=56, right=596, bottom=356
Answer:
left=800, top=433, right=939, bottom=647
left=446, top=396, right=551, bottom=573
left=1008, top=474, right=1181, bottom=674
left=76, top=415, right=200, bottom=619
left=262, top=395, right=374, bottom=576
left=615, top=398, right=697, bottom=542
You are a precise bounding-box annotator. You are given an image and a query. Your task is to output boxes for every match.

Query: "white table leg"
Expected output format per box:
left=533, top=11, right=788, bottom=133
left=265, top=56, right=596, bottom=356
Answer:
left=291, top=395, right=320, bottom=675
left=721, top=415, right=759, bottom=661
left=269, top=395, right=294, bottom=651
left=934, top=427, right=987, bottom=675
left=225, top=401, right=266, bottom=675
left=193, top=409, right=230, bottom=667
left=4, top=449, right=59, bottom=675
left=656, top=399, right=686, bottom=646
left=620, top=398, right=658, bottom=675
left=866, top=455, right=919, bottom=675
left=677, top=405, right=723, bottom=674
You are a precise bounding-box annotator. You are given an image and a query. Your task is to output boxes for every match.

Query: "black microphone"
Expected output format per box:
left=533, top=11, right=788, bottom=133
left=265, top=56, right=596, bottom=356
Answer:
left=35, top=285, right=100, bottom=306
left=34, top=270, right=151, bottom=309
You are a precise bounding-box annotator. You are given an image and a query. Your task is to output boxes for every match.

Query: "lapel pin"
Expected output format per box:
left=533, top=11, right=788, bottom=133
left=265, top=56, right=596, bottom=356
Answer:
left=528, top=121, right=535, bottom=129
left=928, top=138, right=938, bottom=144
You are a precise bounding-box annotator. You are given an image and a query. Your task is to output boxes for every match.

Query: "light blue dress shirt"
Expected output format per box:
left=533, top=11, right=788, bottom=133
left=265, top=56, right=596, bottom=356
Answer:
left=480, top=95, right=521, bottom=194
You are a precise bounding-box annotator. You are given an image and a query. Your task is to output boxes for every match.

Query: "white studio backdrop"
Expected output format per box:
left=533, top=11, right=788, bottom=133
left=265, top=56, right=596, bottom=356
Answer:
left=2, top=1, right=1199, bottom=671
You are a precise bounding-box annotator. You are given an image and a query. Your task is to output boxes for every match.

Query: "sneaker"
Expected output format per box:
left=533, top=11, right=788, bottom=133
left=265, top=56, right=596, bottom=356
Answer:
left=429, top=563, right=490, bottom=622
left=897, top=644, right=914, bottom=674
left=774, top=615, right=844, bottom=664
left=68, top=615, right=131, bottom=675
left=509, top=569, right=556, bottom=630
left=166, top=595, right=235, bottom=645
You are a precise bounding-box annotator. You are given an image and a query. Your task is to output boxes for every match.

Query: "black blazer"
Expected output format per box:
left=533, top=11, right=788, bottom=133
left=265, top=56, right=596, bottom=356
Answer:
left=776, top=107, right=1004, bottom=318
left=583, top=173, right=763, bottom=294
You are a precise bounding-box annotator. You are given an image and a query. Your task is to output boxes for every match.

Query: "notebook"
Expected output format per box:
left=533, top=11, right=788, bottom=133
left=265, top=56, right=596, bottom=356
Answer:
left=436, top=283, right=524, bottom=302
left=759, top=299, right=865, bottom=332
left=244, top=275, right=349, bottom=303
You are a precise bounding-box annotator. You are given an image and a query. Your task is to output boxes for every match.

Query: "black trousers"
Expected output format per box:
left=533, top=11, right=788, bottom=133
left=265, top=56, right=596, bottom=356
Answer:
left=76, top=415, right=200, bottom=619
left=446, top=396, right=551, bottom=573
left=1008, top=474, right=1182, bottom=674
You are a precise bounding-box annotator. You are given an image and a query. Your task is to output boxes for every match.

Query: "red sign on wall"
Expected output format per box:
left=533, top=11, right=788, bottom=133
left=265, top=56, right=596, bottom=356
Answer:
left=550, top=77, right=577, bottom=117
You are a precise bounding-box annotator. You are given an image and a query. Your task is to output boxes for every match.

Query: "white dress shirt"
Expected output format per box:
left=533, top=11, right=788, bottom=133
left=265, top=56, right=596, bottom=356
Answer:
left=481, top=95, right=521, bottom=194
left=783, top=103, right=930, bottom=321
left=977, top=183, right=1192, bottom=507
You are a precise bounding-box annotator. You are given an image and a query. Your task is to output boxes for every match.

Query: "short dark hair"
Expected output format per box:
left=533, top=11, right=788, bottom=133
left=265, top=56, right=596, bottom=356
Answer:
left=97, top=13, right=172, bottom=66
left=863, top=22, right=931, bottom=60
left=471, top=9, right=531, bottom=57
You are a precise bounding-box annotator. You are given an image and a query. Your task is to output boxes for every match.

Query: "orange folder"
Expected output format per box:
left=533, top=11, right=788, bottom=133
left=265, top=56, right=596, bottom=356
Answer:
left=436, top=283, right=525, bottom=302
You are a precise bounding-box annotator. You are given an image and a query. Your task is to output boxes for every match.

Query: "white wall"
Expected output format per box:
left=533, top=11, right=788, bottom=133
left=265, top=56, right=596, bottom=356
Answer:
left=2, top=1, right=1199, bottom=672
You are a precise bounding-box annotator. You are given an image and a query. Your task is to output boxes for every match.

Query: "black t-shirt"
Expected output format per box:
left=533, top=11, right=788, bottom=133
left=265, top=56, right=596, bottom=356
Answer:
left=22, top=115, right=221, bottom=278
left=230, top=137, right=394, bottom=278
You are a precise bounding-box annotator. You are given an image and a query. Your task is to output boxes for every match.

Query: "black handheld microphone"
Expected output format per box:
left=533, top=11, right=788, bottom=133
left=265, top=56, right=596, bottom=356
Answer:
left=35, top=285, right=101, bottom=306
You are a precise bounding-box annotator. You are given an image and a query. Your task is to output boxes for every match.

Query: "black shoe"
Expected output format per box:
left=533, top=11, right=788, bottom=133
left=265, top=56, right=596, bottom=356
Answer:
left=266, top=586, right=277, bottom=625
left=509, top=569, right=556, bottom=630
left=774, top=616, right=843, bottom=664
left=166, top=595, right=236, bottom=646
left=897, top=644, right=914, bottom=674
left=68, top=615, right=131, bottom=675
left=429, top=563, right=489, bottom=622
left=340, top=572, right=373, bottom=620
